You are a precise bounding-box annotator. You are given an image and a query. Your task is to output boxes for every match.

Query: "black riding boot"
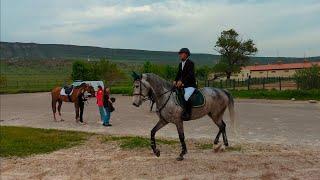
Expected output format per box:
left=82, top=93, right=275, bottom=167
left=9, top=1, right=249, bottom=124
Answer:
left=181, top=99, right=192, bottom=121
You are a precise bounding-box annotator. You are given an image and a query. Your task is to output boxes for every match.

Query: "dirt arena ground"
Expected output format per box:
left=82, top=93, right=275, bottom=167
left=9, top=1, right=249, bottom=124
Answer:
left=1, top=92, right=320, bottom=179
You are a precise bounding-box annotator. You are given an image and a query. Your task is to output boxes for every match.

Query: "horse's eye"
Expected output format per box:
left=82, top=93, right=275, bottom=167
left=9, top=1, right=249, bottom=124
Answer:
left=135, top=85, right=139, bottom=88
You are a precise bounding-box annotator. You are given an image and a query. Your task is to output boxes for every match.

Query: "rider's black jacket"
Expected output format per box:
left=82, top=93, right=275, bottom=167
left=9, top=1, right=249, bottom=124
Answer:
left=175, top=59, right=196, bottom=88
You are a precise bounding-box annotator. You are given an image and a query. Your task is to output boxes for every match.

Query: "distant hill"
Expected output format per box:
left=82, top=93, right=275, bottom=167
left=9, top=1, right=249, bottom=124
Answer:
left=1, top=42, right=319, bottom=65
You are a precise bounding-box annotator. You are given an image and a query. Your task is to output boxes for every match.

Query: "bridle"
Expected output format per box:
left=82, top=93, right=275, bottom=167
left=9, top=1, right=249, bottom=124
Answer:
left=133, top=79, right=176, bottom=122
left=133, top=79, right=150, bottom=101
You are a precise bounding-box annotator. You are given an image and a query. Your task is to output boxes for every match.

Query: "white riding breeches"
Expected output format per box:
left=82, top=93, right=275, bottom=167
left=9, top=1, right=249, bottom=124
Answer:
left=184, top=87, right=195, bottom=101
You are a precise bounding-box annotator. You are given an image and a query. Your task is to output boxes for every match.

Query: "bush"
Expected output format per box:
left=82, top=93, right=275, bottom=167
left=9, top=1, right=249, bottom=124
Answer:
left=294, top=65, right=320, bottom=90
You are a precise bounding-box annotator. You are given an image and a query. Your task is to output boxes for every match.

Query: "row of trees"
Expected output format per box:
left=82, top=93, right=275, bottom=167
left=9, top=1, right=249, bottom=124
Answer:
left=141, top=61, right=212, bottom=80
left=71, top=59, right=126, bottom=84
left=71, top=29, right=258, bottom=83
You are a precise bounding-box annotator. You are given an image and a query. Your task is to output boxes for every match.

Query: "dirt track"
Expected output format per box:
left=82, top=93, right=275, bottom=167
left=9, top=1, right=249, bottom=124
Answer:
left=1, top=92, right=320, bottom=146
left=1, top=135, right=320, bottom=179
left=1, top=92, right=320, bottom=179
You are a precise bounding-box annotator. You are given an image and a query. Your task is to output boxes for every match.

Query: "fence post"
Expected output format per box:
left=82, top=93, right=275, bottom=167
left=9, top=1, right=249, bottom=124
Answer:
left=247, top=77, right=251, bottom=90
left=220, top=80, right=223, bottom=88
left=279, top=77, right=282, bottom=90
left=263, top=77, right=265, bottom=90
left=233, top=79, right=235, bottom=90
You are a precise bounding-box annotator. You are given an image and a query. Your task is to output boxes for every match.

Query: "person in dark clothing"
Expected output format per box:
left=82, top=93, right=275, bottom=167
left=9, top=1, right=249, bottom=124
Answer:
left=102, top=87, right=112, bottom=126
left=78, top=89, right=87, bottom=124
left=173, top=48, right=197, bottom=121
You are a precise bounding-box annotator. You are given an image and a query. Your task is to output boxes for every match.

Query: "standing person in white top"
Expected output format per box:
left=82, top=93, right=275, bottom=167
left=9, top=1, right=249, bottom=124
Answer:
left=173, top=48, right=197, bottom=121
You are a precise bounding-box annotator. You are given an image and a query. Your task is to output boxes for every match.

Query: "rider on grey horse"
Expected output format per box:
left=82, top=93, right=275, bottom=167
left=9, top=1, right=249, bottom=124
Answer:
left=173, top=48, right=196, bottom=121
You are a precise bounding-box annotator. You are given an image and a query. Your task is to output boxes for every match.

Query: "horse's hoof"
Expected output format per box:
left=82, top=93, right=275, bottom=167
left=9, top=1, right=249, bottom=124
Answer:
left=224, top=143, right=229, bottom=147
left=214, top=140, right=219, bottom=145
left=154, top=149, right=160, bottom=157
left=214, top=143, right=223, bottom=153
left=176, top=156, right=184, bottom=161
left=60, top=119, right=64, bottom=122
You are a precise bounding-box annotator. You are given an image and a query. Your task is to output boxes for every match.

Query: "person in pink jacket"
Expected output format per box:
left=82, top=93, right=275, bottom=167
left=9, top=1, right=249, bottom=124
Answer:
left=96, top=85, right=109, bottom=126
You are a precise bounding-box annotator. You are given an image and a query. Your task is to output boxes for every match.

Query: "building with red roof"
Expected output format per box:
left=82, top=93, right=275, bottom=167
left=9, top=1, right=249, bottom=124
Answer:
left=236, top=61, right=320, bottom=79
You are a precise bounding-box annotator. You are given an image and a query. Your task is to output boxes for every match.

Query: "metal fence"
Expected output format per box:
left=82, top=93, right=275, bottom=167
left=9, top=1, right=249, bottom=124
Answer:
left=205, top=77, right=297, bottom=90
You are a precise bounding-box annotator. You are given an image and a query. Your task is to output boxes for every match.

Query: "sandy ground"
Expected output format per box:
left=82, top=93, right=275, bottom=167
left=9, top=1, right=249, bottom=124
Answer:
left=1, top=92, right=320, bottom=179
left=1, top=92, right=320, bottom=146
left=1, top=136, right=320, bottom=179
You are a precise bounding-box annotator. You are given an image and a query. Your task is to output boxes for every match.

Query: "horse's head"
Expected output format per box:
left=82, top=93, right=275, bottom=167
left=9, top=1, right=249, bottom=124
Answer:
left=86, top=85, right=96, bottom=97
left=132, top=73, right=151, bottom=107
left=79, top=83, right=95, bottom=97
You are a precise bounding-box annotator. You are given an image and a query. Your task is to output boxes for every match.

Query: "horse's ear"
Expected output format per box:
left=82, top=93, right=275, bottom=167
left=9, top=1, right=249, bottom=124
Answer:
left=131, top=71, right=141, bottom=80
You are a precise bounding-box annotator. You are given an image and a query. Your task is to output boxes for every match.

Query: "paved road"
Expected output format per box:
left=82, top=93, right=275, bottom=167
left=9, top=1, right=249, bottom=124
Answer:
left=1, top=92, right=319, bottom=146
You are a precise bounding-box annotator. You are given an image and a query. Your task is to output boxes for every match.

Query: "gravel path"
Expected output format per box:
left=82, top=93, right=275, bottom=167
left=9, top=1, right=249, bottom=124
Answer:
left=1, top=92, right=319, bottom=146
left=1, top=92, right=320, bottom=179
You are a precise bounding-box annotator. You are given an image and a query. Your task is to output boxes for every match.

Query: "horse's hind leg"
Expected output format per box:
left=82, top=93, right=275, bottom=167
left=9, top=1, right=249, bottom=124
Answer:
left=57, top=100, right=64, bottom=121
left=209, top=114, right=228, bottom=146
left=221, top=120, right=228, bottom=146
left=52, top=99, right=57, bottom=121
left=150, top=119, right=168, bottom=157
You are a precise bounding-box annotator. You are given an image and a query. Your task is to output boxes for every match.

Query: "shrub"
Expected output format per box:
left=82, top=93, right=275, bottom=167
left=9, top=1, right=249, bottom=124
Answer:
left=294, top=65, right=320, bottom=90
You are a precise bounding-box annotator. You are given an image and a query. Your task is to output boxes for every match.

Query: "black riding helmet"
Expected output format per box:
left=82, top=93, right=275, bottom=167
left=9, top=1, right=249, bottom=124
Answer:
left=178, top=48, right=190, bottom=56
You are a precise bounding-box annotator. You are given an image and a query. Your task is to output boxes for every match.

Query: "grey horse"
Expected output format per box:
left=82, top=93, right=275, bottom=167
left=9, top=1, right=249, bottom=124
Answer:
left=132, top=73, right=235, bottom=161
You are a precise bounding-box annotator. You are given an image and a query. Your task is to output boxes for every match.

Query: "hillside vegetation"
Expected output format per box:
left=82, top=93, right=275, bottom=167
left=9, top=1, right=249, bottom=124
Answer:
left=1, top=42, right=319, bottom=65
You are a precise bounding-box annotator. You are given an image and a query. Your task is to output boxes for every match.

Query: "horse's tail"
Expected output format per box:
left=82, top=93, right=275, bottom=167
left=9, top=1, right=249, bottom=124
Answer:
left=222, top=90, right=237, bottom=136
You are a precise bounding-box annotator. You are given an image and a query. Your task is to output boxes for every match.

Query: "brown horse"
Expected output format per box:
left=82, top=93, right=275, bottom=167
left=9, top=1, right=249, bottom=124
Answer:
left=51, top=83, right=95, bottom=121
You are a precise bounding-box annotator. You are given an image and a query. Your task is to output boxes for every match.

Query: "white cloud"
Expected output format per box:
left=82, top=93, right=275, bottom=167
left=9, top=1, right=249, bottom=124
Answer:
left=1, top=0, right=319, bottom=57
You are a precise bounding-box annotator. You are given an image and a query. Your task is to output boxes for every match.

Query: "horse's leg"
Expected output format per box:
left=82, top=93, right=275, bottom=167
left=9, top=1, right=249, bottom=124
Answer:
left=176, top=121, right=187, bottom=161
left=52, top=99, right=57, bottom=121
left=221, top=120, right=229, bottom=146
left=57, top=100, right=64, bottom=121
left=151, top=120, right=168, bottom=157
left=209, top=113, right=223, bottom=145
left=213, top=119, right=228, bottom=146
left=74, top=103, right=80, bottom=122
left=214, top=129, right=222, bottom=145
left=150, top=101, right=154, bottom=112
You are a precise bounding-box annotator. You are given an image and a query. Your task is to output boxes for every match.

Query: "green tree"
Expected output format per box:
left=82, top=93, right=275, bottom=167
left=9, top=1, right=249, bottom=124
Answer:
left=71, top=61, right=93, bottom=81
left=0, top=75, right=7, bottom=87
left=196, top=65, right=212, bottom=80
left=96, top=59, right=126, bottom=85
left=141, top=61, right=153, bottom=73
left=294, top=65, right=320, bottom=90
left=214, top=29, right=257, bottom=79
left=163, top=65, right=176, bottom=80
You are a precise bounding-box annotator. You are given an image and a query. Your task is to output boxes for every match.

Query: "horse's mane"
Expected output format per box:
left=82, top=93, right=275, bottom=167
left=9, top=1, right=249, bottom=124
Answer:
left=144, top=73, right=172, bottom=90
left=74, top=83, right=87, bottom=89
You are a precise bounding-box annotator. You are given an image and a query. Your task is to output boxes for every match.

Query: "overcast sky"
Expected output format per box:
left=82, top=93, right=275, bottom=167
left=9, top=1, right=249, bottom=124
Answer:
left=1, top=0, right=319, bottom=57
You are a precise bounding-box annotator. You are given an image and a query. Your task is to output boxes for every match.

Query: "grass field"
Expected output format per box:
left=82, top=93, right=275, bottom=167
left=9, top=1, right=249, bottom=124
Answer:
left=0, top=126, right=90, bottom=157
left=0, top=126, right=228, bottom=158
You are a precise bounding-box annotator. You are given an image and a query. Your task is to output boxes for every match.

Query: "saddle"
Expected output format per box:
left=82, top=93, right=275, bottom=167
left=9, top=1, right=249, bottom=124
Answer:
left=64, top=85, right=74, bottom=94
left=176, top=89, right=205, bottom=108
left=61, top=85, right=74, bottom=102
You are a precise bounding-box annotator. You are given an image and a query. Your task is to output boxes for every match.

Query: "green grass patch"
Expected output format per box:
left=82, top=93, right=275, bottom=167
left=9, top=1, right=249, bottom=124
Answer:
left=225, top=145, right=243, bottom=152
left=0, top=126, right=90, bottom=157
left=196, top=143, right=243, bottom=152
left=196, top=143, right=213, bottom=150
left=103, top=136, right=178, bottom=149
left=230, top=89, right=320, bottom=100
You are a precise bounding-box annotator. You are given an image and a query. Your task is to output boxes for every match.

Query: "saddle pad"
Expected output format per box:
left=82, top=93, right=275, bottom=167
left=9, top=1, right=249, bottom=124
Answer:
left=60, top=88, right=73, bottom=96
left=176, top=89, right=205, bottom=108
